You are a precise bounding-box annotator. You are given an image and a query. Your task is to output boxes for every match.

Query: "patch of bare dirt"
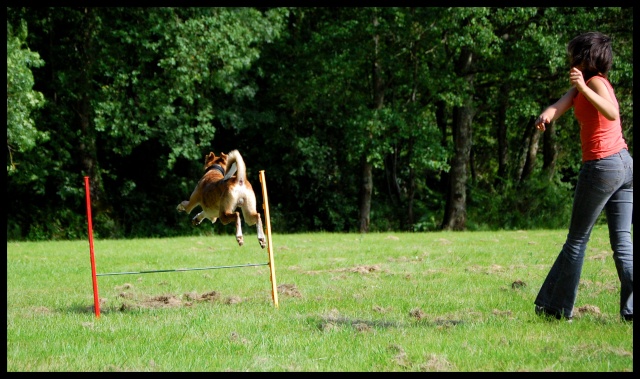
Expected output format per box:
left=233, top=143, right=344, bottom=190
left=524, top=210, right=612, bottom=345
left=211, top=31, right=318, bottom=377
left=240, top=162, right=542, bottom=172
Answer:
left=465, top=264, right=504, bottom=274
left=373, top=305, right=393, bottom=313
left=492, top=309, right=513, bottom=318
left=588, top=251, right=609, bottom=261
left=198, top=291, right=221, bottom=301
left=574, top=304, right=601, bottom=317
left=318, top=308, right=400, bottom=331
left=102, top=289, right=252, bottom=311
left=114, top=283, right=134, bottom=291
left=337, top=265, right=383, bottom=274
left=229, top=331, right=250, bottom=344
left=387, top=253, right=427, bottom=263
left=84, top=298, right=108, bottom=313
left=141, top=294, right=182, bottom=308
left=578, top=279, right=617, bottom=294
left=389, top=344, right=410, bottom=367
left=224, top=296, right=243, bottom=305
left=320, top=321, right=339, bottom=332
left=32, top=306, right=52, bottom=314
left=511, top=280, right=527, bottom=289
left=298, top=264, right=388, bottom=276
left=419, top=353, right=455, bottom=371
left=410, top=308, right=428, bottom=320
left=410, top=308, right=464, bottom=327
left=433, top=317, right=462, bottom=329
left=278, top=283, right=302, bottom=298
left=353, top=323, right=372, bottom=332
left=118, top=292, right=134, bottom=299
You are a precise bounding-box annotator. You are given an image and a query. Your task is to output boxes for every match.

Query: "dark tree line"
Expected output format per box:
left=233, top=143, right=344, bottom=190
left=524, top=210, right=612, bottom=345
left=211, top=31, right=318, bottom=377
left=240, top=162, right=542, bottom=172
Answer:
left=7, top=7, right=633, bottom=240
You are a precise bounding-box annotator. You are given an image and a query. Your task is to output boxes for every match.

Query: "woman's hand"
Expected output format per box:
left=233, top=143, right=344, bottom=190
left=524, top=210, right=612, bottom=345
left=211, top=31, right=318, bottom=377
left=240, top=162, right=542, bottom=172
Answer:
left=535, top=114, right=551, bottom=131
left=570, top=67, right=588, bottom=93
left=534, top=87, right=578, bottom=132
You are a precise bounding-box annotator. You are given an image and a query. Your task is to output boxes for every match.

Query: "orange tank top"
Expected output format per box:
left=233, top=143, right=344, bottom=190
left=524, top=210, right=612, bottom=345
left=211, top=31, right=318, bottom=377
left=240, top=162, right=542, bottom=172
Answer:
left=573, top=75, right=627, bottom=162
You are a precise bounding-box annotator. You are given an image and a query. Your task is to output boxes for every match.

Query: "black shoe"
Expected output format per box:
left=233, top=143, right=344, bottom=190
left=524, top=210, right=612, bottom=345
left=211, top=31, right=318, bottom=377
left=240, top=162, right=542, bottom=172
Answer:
left=622, top=314, right=633, bottom=322
left=535, top=305, right=573, bottom=322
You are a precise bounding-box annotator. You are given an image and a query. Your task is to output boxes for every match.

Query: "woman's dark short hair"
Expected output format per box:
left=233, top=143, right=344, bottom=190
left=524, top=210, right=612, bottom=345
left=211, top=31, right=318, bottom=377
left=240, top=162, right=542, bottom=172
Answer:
left=568, top=32, right=613, bottom=80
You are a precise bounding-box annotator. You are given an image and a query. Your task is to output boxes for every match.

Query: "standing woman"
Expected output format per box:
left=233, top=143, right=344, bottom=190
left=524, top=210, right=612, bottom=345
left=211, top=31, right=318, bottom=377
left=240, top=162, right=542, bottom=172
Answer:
left=533, top=32, right=633, bottom=322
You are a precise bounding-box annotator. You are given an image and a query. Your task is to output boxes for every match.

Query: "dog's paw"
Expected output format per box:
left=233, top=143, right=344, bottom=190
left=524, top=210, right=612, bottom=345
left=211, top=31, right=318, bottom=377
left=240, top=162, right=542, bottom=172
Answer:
left=258, top=238, right=266, bottom=249
left=237, top=236, right=244, bottom=247
left=176, top=203, right=186, bottom=212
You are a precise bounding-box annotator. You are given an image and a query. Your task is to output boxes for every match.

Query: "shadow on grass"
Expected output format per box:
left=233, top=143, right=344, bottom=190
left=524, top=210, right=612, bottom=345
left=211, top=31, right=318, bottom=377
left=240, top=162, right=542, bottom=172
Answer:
left=67, top=301, right=126, bottom=316
left=313, top=315, right=464, bottom=332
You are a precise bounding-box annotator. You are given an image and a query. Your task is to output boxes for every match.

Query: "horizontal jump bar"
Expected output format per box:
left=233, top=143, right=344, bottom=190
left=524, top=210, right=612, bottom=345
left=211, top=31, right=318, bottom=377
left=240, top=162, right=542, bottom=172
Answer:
left=96, top=262, right=269, bottom=276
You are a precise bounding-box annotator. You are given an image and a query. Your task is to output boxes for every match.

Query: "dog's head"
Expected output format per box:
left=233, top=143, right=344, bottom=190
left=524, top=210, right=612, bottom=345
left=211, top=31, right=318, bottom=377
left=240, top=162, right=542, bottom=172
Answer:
left=203, top=151, right=228, bottom=171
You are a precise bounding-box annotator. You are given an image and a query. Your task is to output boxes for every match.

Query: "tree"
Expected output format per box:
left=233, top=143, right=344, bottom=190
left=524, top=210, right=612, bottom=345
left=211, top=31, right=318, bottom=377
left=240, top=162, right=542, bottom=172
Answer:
left=6, top=19, right=46, bottom=172
left=7, top=7, right=288, bottom=239
left=438, top=8, right=501, bottom=230
left=90, top=7, right=288, bottom=236
left=6, top=7, right=633, bottom=240
left=258, top=8, right=453, bottom=232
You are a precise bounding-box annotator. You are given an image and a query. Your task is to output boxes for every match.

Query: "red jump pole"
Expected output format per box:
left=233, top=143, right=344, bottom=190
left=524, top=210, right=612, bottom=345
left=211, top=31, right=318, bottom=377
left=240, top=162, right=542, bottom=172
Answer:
left=84, top=176, right=100, bottom=318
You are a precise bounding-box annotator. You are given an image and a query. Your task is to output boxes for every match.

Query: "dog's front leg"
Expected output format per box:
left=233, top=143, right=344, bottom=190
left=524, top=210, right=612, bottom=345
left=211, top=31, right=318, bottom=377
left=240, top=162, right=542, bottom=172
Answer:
left=177, top=201, right=190, bottom=213
left=177, top=188, right=200, bottom=214
left=192, top=211, right=215, bottom=226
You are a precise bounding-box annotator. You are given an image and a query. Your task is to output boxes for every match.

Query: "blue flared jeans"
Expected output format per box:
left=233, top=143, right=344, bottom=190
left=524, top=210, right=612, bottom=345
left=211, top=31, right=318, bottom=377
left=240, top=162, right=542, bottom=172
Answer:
left=535, top=148, right=633, bottom=319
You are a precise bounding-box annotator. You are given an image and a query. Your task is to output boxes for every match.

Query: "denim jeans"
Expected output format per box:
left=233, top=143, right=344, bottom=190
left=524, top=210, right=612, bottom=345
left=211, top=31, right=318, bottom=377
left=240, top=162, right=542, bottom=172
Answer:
left=535, top=148, right=633, bottom=318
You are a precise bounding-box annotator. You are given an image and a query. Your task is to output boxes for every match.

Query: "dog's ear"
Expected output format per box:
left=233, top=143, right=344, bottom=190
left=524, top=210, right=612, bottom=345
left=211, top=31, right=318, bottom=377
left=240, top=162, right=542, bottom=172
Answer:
left=204, top=152, right=216, bottom=168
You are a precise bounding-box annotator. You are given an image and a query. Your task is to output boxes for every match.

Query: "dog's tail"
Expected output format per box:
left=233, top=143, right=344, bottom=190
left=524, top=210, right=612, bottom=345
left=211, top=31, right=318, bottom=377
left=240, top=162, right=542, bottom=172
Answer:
left=226, top=150, right=247, bottom=185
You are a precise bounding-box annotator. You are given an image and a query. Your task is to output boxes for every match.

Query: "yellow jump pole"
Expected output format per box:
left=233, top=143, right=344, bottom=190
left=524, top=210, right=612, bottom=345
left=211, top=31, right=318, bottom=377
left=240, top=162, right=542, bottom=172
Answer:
left=259, top=170, right=279, bottom=308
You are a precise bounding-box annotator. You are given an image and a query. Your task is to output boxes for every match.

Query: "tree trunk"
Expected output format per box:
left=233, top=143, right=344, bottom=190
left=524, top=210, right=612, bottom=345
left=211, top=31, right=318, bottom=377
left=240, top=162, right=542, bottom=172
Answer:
left=436, top=100, right=449, bottom=194
left=542, top=121, right=558, bottom=180
left=441, top=47, right=474, bottom=231
left=407, top=161, right=416, bottom=230
left=359, top=160, right=373, bottom=233
left=77, top=8, right=107, bottom=214
left=518, top=116, right=540, bottom=182
left=495, top=83, right=509, bottom=188
left=385, top=147, right=401, bottom=206
left=359, top=12, right=384, bottom=233
left=404, top=138, right=416, bottom=230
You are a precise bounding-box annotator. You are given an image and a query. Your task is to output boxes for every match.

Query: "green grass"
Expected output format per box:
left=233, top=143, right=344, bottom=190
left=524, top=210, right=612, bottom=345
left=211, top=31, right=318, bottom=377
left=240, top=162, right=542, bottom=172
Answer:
left=6, top=226, right=633, bottom=371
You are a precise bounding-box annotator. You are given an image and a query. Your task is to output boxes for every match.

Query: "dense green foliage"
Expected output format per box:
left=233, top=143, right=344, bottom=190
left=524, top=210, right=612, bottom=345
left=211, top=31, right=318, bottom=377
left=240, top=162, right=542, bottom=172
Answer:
left=6, top=7, right=633, bottom=240
left=6, top=19, right=46, bottom=171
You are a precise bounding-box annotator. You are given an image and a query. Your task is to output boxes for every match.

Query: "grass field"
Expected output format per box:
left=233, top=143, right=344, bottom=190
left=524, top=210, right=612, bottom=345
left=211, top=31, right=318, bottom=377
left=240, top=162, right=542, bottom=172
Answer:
left=6, top=226, right=633, bottom=371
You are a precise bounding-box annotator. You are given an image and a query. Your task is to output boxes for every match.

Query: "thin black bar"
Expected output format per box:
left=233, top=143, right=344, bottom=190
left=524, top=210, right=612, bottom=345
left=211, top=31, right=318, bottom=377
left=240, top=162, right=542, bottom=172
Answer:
left=96, top=262, right=269, bottom=277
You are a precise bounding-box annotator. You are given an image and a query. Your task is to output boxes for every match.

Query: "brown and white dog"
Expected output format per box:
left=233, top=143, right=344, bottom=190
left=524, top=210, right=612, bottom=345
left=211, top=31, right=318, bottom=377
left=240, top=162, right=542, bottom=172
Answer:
left=177, top=150, right=266, bottom=249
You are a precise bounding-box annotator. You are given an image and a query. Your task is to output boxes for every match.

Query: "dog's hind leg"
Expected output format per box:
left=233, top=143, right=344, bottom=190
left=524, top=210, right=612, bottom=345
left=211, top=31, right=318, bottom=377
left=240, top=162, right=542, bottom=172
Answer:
left=242, top=208, right=266, bottom=249
left=235, top=213, right=244, bottom=246
left=220, top=211, right=244, bottom=246
left=254, top=214, right=266, bottom=249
